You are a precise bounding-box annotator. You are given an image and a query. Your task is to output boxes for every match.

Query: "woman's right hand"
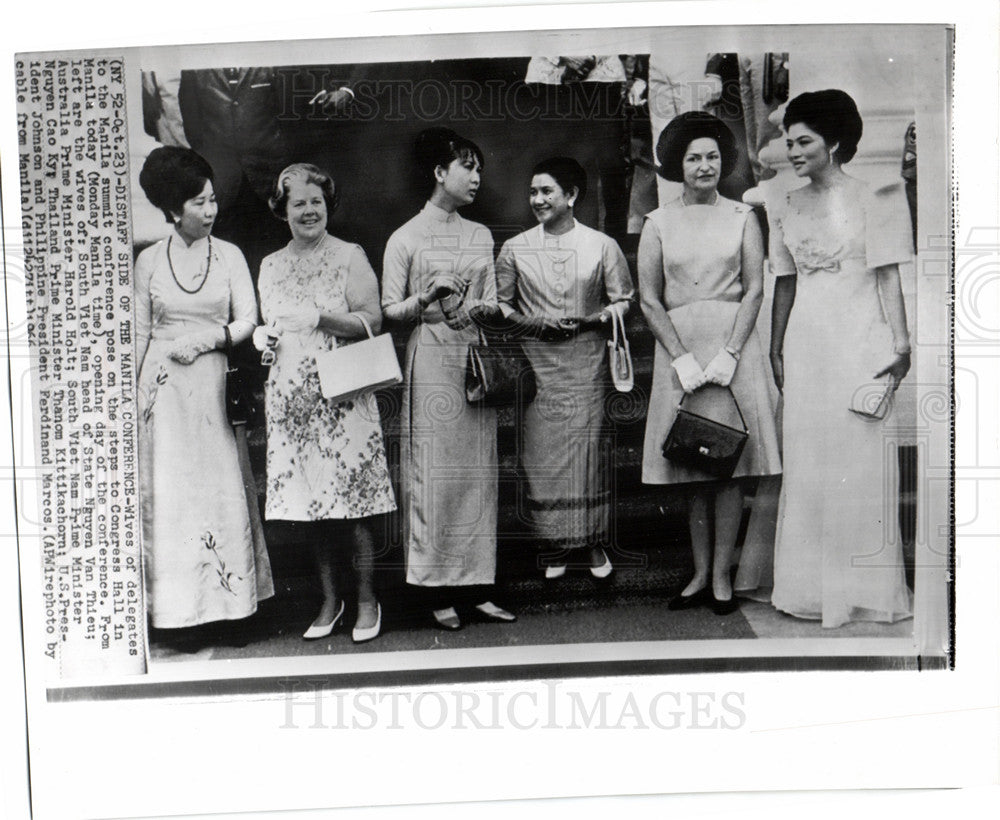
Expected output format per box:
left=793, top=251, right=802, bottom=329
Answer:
left=769, top=350, right=784, bottom=391
left=671, top=352, right=707, bottom=394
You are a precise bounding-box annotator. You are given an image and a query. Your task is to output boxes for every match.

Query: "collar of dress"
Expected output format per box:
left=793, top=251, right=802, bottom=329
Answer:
left=422, top=200, right=459, bottom=224
left=170, top=229, right=211, bottom=255
left=538, top=219, right=578, bottom=246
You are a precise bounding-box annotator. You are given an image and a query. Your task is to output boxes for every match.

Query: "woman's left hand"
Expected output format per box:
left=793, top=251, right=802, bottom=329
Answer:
left=874, top=352, right=911, bottom=388
left=704, top=348, right=738, bottom=387
left=443, top=305, right=473, bottom=331
left=579, top=310, right=610, bottom=332
left=167, top=328, right=220, bottom=364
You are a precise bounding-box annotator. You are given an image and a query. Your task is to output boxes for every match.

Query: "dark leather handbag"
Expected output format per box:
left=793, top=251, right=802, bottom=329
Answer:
left=465, top=329, right=537, bottom=407
left=662, top=388, right=748, bottom=479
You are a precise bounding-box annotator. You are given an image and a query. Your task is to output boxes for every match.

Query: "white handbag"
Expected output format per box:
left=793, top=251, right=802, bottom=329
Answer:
left=607, top=309, right=634, bottom=392
left=316, top=314, right=402, bottom=403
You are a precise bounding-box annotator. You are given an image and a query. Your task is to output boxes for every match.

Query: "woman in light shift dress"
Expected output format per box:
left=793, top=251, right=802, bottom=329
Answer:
left=639, top=113, right=781, bottom=615
left=382, top=128, right=515, bottom=631
left=136, top=146, right=273, bottom=631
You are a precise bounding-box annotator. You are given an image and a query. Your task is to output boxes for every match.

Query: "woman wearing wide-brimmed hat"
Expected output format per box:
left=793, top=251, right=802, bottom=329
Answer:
left=639, top=111, right=781, bottom=615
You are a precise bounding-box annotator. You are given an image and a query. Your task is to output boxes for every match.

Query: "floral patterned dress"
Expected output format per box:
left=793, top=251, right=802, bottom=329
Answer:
left=258, top=234, right=396, bottom=521
left=136, top=233, right=274, bottom=628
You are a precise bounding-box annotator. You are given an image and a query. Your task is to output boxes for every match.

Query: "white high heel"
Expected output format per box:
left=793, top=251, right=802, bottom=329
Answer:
left=303, top=599, right=345, bottom=640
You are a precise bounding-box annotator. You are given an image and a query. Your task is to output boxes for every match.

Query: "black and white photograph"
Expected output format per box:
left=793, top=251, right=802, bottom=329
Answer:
left=114, top=25, right=950, bottom=676
left=1, top=2, right=995, bottom=819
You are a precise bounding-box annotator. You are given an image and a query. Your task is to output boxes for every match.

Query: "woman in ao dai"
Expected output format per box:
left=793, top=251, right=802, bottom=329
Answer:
left=135, top=146, right=273, bottom=631
left=382, top=128, right=515, bottom=631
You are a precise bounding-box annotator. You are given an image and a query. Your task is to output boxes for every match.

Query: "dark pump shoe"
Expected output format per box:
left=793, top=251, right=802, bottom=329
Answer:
left=667, top=587, right=711, bottom=611
left=711, top=594, right=740, bottom=616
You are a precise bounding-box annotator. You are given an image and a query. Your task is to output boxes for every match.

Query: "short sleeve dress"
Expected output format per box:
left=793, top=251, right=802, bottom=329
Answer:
left=258, top=234, right=396, bottom=522
left=640, top=194, right=781, bottom=485
left=768, top=180, right=913, bottom=627
left=136, top=234, right=274, bottom=628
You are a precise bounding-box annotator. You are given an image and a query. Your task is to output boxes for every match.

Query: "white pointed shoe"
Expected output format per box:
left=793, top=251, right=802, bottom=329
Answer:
left=303, top=600, right=345, bottom=640
left=352, top=602, right=382, bottom=644
left=590, top=550, right=613, bottom=579
left=544, top=564, right=567, bottom=580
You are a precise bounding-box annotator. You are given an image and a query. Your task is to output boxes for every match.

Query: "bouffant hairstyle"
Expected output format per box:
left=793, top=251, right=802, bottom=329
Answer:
left=655, top=111, right=738, bottom=183
left=783, top=89, right=864, bottom=164
left=531, top=156, right=588, bottom=204
left=268, top=163, right=339, bottom=220
left=414, top=127, right=484, bottom=190
left=138, top=146, right=215, bottom=223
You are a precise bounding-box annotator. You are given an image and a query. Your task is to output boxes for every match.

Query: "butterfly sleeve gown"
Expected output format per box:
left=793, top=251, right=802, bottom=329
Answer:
left=768, top=181, right=914, bottom=627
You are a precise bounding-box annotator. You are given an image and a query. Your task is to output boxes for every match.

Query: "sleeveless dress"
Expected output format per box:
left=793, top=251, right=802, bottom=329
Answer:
left=768, top=181, right=913, bottom=627
left=258, top=234, right=396, bottom=522
left=136, top=234, right=274, bottom=628
left=382, top=202, right=499, bottom=587
left=641, top=195, right=781, bottom=484
left=496, top=220, right=634, bottom=550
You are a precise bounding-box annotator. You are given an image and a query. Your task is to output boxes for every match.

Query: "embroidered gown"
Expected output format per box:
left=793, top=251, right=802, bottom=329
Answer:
left=382, top=202, right=498, bottom=586
left=768, top=181, right=914, bottom=627
left=136, top=233, right=274, bottom=629
left=258, top=234, right=396, bottom=522
left=496, top=219, right=634, bottom=551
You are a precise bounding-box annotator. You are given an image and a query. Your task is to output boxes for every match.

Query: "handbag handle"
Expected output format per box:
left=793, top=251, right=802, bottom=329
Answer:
left=353, top=313, right=375, bottom=339
left=679, top=386, right=748, bottom=433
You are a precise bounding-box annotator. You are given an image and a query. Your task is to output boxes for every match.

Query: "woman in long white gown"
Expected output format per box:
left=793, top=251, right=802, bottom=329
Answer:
left=136, top=146, right=273, bottom=632
left=768, top=90, right=914, bottom=627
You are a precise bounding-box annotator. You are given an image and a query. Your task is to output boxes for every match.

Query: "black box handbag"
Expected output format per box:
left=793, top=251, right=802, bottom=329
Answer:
left=662, top=388, right=749, bottom=479
left=465, top=328, right=537, bottom=407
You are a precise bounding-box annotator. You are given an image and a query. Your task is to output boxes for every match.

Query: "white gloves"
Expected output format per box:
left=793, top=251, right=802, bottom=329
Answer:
left=704, top=349, right=738, bottom=387
left=274, top=307, right=321, bottom=335
left=167, top=328, right=221, bottom=364
left=252, top=324, right=279, bottom=351
left=671, top=353, right=706, bottom=393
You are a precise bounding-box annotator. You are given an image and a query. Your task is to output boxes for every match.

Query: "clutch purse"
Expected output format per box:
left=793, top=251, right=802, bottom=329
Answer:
left=465, top=328, right=537, bottom=407
left=662, top=388, right=749, bottom=479
left=849, top=374, right=897, bottom=420
left=607, top=309, right=634, bottom=392
left=316, top=314, right=402, bottom=403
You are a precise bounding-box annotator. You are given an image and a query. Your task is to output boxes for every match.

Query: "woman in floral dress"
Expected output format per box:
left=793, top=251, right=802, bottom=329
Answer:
left=258, top=163, right=396, bottom=643
left=136, top=146, right=273, bottom=632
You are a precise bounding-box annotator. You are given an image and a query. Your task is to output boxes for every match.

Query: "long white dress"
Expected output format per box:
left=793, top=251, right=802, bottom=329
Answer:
left=382, top=201, right=498, bottom=587
left=769, top=180, right=914, bottom=627
left=136, top=233, right=274, bottom=628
